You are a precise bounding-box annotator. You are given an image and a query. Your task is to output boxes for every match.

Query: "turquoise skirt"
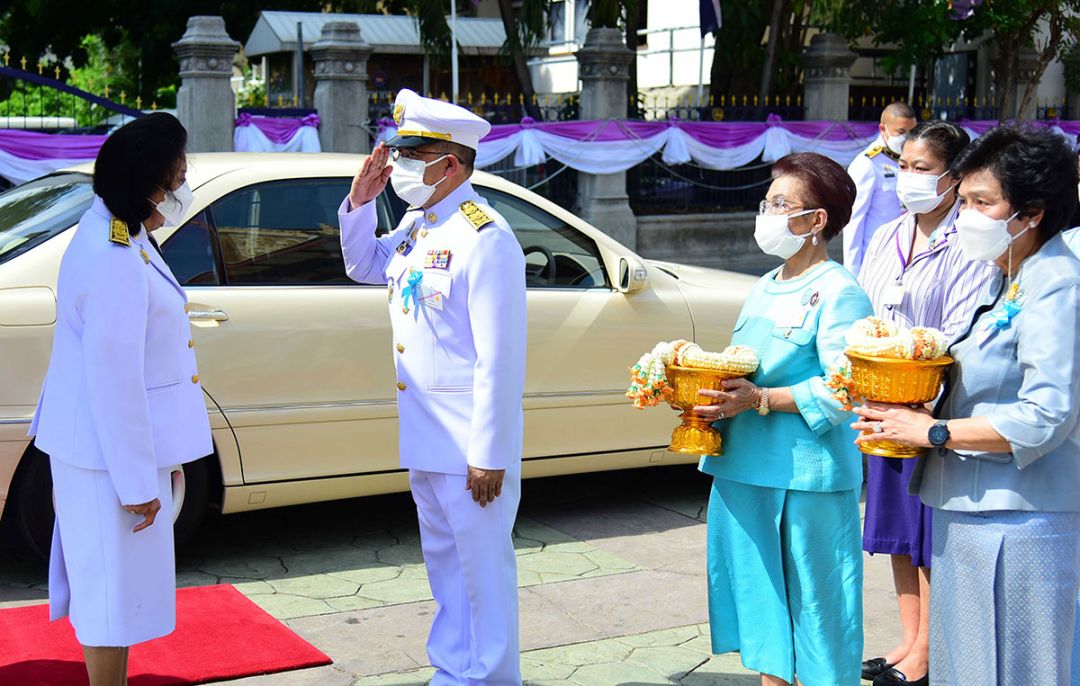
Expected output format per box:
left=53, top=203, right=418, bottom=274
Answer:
left=706, top=477, right=863, bottom=685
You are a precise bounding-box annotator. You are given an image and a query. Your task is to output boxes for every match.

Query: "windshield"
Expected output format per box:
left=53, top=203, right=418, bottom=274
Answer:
left=0, top=173, right=94, bottom=265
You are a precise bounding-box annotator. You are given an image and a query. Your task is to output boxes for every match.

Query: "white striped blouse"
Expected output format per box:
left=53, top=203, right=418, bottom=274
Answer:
left=857, top=201, right=998, bottom=342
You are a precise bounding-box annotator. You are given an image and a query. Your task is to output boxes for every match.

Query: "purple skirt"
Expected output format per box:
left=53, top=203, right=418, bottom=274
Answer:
left=863, top=454, right=932, bottom=567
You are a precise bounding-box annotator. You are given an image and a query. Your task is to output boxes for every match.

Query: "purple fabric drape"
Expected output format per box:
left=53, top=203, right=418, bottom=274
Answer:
left=0, top=129, right=108, bottom=161
left=234, top=113, right=320, bottom=144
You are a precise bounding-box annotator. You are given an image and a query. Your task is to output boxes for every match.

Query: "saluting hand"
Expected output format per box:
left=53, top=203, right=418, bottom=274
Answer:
left=348, top=142, right=394, bottom=209
left=466, top=466, right=505, bottom=508
left=124, top=498, right=161, bottom=533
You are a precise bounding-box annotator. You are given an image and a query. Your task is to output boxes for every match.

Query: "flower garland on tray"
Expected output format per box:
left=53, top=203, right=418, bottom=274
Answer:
left=626, top=340, right=759, bottom=409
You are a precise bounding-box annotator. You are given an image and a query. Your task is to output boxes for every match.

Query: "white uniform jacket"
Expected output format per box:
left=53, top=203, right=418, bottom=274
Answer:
left=339, top=181, right=527, bottom=474
left=30, top=197, right=212, bottom=505
left=842, top=138, right=904, bottom=276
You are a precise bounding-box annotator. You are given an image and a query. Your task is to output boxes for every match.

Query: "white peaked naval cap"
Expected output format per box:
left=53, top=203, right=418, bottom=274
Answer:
left=386, top=88, right=492, bottom=151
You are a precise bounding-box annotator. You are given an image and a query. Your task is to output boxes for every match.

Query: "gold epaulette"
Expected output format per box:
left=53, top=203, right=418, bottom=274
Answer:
left=865, top=146, right=885, bottom=159
left=109, top=217, right=131, bottom=246
left=460, top=200, right=494, bottom=231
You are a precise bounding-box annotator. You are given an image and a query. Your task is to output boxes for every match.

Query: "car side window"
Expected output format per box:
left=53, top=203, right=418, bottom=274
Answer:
left=205, top=178, right=398, bottom=286
left=475, top=187, right=610, bottom=289
left=160, top=211, right=222, bottom=285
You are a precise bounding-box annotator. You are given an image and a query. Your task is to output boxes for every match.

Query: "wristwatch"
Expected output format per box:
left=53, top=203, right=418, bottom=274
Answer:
left=928, top=420, right=950, bottom=450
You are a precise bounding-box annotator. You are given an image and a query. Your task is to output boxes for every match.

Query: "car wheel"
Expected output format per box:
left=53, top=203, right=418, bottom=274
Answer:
left=11, top=445, right=210, bottom=560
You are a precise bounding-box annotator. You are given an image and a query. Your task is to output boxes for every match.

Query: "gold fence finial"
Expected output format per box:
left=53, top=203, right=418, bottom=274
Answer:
left=151, top=101, right=158, bottom=111
left=37, top=62, right=43, bottom=75
left=519, top=93, right=524, bottom=106
left=103, top=85, right=110, bottom=98
left=2, top=52, right=8, bottom=67
left=135, top=96, right=142, bottom=109
left=119, top=90, right=126, bottom=104
left=54, top=65, right=61, bottom=80
left=709, top=94, right=715, bottom=106
left=531, top=93, right=538, bottom=105
left=19, top=56, right=26, bottom=70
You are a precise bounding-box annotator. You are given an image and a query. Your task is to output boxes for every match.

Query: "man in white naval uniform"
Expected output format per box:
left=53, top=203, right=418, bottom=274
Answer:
left=339, top=89, right=526, bottom=685
left=842, top=101, right=917, bottom=276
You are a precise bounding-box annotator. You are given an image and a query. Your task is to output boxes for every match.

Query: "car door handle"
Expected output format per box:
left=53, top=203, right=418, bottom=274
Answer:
left=187, top=308, right=229, bottom=322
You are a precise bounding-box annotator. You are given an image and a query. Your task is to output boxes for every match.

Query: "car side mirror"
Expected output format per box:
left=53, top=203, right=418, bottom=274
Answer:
left=618, top=256, right=648, bottom=294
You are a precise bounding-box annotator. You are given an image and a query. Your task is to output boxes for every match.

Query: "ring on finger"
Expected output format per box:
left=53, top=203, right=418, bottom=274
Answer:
left=873, top=421, right=884, bottom=434
left=718, top=411, right=725, bottom=419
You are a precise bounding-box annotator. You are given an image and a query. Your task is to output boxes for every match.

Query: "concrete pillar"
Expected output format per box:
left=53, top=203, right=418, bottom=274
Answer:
left=312, top=21, right=373, bottom=154
left=575, top=28, right=638, bottom=250
left=172, top=16, right=240, bottom=152
left=801, top=33, right=857, bottom=121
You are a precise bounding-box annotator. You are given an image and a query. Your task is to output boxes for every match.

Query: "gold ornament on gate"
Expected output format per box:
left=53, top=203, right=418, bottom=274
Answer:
left=827, top=317, right=953, bottom=459
left=627, top=340, right=759, bottom=456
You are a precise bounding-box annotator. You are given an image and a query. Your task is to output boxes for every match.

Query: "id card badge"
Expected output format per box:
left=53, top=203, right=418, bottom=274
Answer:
left=882, top=282, right=905, bottom=307
left=776, top=306, right=809, bottom=329
left=420, top=270, right=452, bottom=311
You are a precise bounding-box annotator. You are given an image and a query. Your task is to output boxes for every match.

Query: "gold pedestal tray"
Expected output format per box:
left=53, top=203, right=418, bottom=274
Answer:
left=847, top=351, right=953, bottom=459
left=664, top=365, right=749, bottom=457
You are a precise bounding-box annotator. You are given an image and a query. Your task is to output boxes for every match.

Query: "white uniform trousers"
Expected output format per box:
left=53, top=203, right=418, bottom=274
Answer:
left=409, top=468, right=521, bottom=686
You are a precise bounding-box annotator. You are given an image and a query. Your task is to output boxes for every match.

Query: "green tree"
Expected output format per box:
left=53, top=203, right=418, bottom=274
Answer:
left=825, top=0, right=1080, bottom=120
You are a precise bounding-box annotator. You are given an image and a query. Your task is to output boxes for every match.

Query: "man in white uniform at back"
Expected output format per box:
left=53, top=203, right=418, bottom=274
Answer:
left=843, top=101, right=917, bottom=276
left=339, top=89, right=527, bottom=685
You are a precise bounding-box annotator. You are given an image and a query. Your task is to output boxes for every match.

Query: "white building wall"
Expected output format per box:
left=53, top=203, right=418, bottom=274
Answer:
left=529, top=0, right=714, bottom=95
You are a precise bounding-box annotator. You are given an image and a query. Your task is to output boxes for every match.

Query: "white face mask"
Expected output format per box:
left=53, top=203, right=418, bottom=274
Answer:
left=886, top=133, right=907, bottom=156
left=955, top=209, right=1030, bottom=262
left=754, top=209, right=817, bottom=260
left=390, top=154, right=449, bottom=207
left=154, top=181, right=193, bottom=229
left=896, top=170, right=954, bottom=214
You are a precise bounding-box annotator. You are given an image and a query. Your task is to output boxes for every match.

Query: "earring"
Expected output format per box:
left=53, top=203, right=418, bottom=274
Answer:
left=811, top=233, right=819, bottom=246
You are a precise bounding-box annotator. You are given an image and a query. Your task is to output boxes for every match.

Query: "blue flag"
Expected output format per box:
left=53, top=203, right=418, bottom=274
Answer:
left=700, top=0, right=722, bottom=37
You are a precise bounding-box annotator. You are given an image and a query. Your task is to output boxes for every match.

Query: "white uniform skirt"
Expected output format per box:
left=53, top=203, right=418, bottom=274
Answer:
left=49, top=458, right=177, bottom=647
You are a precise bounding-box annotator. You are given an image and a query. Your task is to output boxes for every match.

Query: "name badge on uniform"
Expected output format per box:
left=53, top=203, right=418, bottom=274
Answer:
left=882, top=166, right=898, bottom=191
left=776, top=306, right=809, bottom=329
left=421, top=270, right=452, bottom=311
left=882, top=282, right=905, bottom=307
left=424, top=249, right=452, bottom=270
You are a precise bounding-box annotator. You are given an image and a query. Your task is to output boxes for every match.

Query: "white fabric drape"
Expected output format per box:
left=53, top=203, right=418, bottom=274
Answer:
left=0, top=149, right=93, bottom=185
left=233, top=125, right=321, bottom=153
left=383, top=123, right=880, bottom=173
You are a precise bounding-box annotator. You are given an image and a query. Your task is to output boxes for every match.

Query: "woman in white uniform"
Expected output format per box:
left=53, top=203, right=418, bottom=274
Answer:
left=29, top=113, right=212, bottom=685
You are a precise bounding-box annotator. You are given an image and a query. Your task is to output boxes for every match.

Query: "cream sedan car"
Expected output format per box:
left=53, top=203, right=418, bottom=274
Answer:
left=0, top=153, right=754, bottom=555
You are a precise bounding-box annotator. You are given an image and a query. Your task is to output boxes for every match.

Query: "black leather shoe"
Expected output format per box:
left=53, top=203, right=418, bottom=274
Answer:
left=862, top=657, right=893, bottom=680
left=873, top=667, right=928, bottom=686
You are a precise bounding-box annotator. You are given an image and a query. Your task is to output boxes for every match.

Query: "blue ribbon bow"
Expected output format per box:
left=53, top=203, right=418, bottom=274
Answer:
left=402, top=270, right=423, bottom=313
left=991, top=298, right=1022, bottom=329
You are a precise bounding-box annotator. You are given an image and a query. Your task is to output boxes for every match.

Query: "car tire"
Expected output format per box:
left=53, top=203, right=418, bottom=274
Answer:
left=11, top=444, right=210, bottom=560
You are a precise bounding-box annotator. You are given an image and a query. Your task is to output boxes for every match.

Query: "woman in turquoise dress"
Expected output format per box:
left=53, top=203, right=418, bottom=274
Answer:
left=695, top=152, right=873, bottom=686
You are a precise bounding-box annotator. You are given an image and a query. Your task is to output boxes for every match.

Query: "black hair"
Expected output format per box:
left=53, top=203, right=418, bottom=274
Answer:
left=93, top=112, right=188, bottom=235
left=905, top=120, right=970, bottom=169
left=950, top=125, right=1078, bottom=242
left=771, top=152, right=857, bottom=241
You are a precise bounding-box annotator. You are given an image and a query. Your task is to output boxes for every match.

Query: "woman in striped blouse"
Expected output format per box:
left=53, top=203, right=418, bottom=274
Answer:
left=857, top=121, right=996, bottom=686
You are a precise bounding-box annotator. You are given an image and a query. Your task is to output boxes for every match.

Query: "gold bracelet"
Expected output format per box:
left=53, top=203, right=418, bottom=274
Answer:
left=756, top=386, right=770, bottom=416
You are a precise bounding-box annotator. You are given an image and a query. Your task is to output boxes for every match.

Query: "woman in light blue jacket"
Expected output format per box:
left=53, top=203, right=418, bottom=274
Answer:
left=695, top=152, right=872, bottom=686
left=854, top=126, right=1080, bottom=686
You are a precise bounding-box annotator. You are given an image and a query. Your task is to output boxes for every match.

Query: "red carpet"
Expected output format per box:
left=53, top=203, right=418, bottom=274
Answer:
left=0, top=584, right=332, bottom=685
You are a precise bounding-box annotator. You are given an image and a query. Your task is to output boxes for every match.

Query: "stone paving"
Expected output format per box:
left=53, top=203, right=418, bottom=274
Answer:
left=0, top=465, right=900, bottom=685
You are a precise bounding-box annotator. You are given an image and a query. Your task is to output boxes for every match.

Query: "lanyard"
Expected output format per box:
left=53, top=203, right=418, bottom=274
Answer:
left=898, top=221, right=950, bottom=272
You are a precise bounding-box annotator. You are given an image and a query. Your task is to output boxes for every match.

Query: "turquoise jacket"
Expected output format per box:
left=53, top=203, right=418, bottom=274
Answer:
left=700, top=260, right=873, bottom=492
